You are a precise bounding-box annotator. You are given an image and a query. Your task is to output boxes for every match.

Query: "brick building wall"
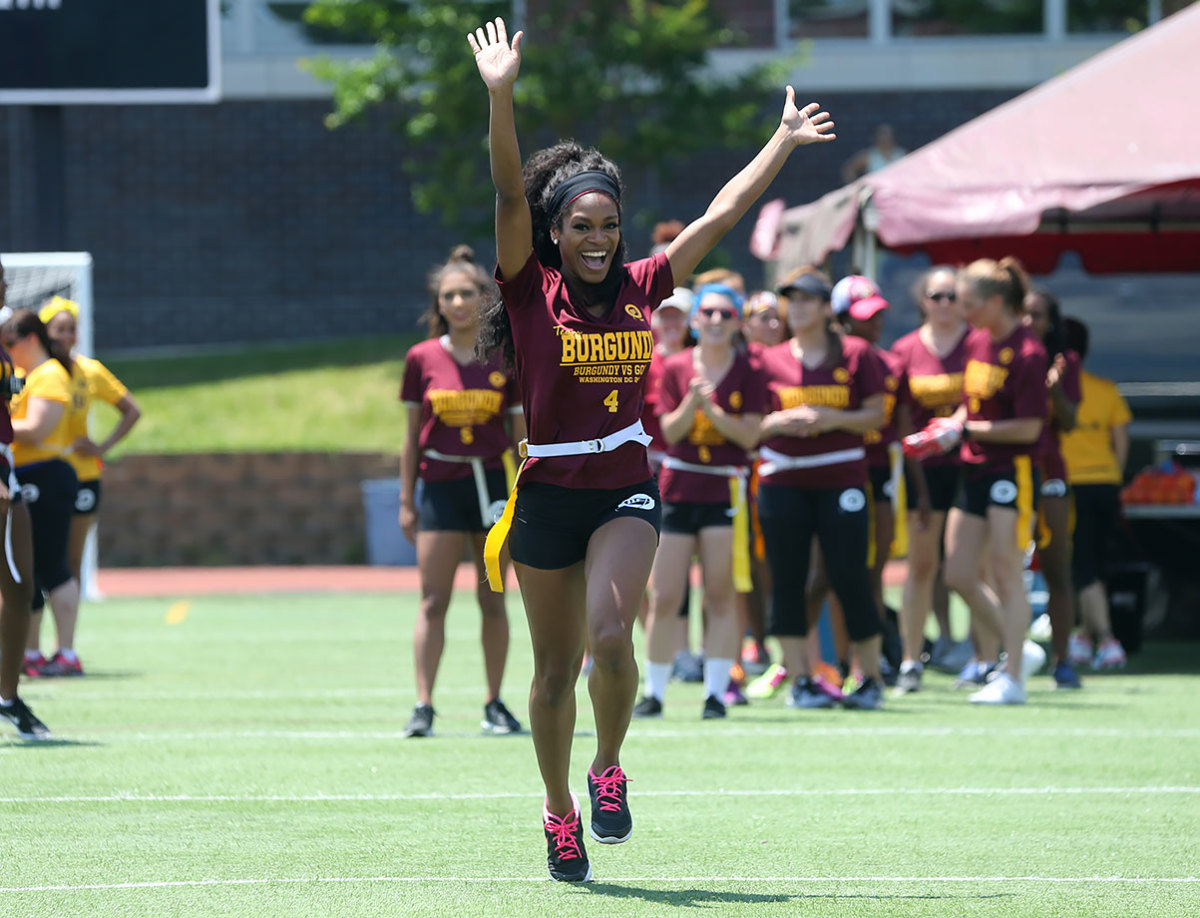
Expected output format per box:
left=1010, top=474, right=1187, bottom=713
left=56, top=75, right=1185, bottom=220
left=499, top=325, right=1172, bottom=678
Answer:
left=98, top=451, right=399, bottom=566
left=0, top=88, right=1016, bottom=351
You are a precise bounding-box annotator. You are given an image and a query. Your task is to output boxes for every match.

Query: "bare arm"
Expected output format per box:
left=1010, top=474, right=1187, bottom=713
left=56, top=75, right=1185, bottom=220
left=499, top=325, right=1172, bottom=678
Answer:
left=665, top=87, right=835, bottom=283
left=12, top=397, right=65, bottom=444
left=75, top=393, right=141, bottom=457
left=398, top=403, right=421, bottom=541
left=509, top=409, right=527, bottom=451
left=1111, top=423, right=1130, bottom=478
left=965, top=417, right=1043, bottom=444
left=660, top=391, right=700, bottom=445
left=812, top=393, right=886, bottom=435
left=469, top=18, right=531, bottom=280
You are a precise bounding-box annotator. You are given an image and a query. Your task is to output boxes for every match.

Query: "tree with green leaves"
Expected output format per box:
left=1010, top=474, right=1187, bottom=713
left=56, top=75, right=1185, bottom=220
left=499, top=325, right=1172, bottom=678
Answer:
left=303, top=0, right=797, bottom=234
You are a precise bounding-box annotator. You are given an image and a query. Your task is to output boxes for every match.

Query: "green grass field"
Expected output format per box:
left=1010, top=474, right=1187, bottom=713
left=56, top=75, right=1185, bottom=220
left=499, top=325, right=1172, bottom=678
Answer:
left=101, top=334, right=420, bottom=456
left=4, top=590, right=1199, bottom=917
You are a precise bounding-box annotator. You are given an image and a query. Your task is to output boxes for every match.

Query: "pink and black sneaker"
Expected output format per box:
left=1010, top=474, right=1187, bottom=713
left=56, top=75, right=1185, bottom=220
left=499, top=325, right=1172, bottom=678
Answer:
left=37, top=652, right=84, bottom=677
left=543, top=795, right=592, bottom=882
left=587, top=765, right=632, bottom=844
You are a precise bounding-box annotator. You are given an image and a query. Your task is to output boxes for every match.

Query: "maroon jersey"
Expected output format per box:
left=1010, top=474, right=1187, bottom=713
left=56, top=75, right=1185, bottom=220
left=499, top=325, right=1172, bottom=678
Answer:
left=657, top=348, right=768, bottom=503
left=399, top=337, right=519, bottom=483
left=863, top=345, right=906, bottom=469
left=758, top=335, right=888, bottom=489
left=641, top=347, right=672, bottom=459
left=0, top=347, right=14, bottom=446
left=891, top=326, right=969, bottom=467
left=960, top=324, right=1049, bottom=470
left=496, top=251, right=674, bottom=489
left=1037, top=348, right=1082, bottom=481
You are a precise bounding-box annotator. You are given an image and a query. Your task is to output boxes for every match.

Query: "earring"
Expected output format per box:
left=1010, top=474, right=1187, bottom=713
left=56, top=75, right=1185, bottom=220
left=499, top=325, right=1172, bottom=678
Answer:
left=552, top=237, right=559, bottom=245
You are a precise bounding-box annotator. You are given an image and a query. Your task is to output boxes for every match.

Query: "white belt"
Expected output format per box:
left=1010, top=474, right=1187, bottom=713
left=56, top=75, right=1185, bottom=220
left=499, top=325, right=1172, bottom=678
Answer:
left=519, top=419, right=653, bottom=459
left=2, top=443, right=20, bottom=583
left=661, top=456, right=749, bottom=479
left=423, top=449, right=504, bottom=528
left=758, top=445, right=866, bottom=478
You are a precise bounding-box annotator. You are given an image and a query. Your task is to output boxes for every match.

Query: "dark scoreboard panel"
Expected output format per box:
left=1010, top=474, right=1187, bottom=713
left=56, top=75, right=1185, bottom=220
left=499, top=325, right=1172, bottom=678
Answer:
left=0, top=0, right=219, bottom=102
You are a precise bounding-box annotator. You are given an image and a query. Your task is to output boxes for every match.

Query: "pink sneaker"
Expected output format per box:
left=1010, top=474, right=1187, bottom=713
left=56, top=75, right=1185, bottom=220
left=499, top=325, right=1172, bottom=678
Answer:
left=1067, top=632, right=1093, bottom=668
left=37, top=652, right=84, bottom=677
left=22, top=653, right=46, bottom=679
left=1092, top=639, right=1127, bottom=670
left=812, top=673, right=846, bottom=703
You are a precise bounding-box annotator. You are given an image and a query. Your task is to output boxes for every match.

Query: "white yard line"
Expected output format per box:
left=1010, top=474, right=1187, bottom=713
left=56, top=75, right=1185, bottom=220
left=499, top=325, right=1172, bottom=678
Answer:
left=3, top=786, right=1197, bottom=804
left=2, top=874, right=1196, bottom=893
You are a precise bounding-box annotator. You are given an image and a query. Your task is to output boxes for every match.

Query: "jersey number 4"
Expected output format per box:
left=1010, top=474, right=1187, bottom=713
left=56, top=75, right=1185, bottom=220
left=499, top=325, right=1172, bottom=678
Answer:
left=604, top=389, right=619, bottom=413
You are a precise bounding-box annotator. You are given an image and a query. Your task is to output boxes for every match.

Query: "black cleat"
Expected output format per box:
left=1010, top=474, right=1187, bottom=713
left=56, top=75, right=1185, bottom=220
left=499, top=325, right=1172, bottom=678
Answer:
left=0, top=696, right=51, bottom=740
left=481, top=698, right=522, bottom=734
left=631, top=695, right=662, bottom=719
left=402, top=703, right=434, bottom=737
left=702, top=695, right=727, bottom=719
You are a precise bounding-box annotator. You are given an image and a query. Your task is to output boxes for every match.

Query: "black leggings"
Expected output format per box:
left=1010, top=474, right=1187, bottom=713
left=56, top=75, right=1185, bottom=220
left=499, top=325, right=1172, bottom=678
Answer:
left=1072, top=483, right=1120, bottom=592
left=757, top=482, right=881, bottom=642
left=17, top=459, right=78, bottom=610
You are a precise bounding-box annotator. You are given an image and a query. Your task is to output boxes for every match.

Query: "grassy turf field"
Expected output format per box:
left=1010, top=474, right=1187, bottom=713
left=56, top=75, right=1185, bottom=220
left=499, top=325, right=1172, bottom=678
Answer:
left=4, top=590, right=1198, bottom=917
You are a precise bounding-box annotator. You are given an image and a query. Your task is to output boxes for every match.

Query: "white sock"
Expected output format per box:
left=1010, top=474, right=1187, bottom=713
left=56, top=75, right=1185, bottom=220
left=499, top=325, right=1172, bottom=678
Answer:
left=58, top=649, right=78, bottom=664
left=0, top=697, right=13, bottom=707
left=645, top=661, right=671, bottom=701
left=704, top=657, right=733, bottom=700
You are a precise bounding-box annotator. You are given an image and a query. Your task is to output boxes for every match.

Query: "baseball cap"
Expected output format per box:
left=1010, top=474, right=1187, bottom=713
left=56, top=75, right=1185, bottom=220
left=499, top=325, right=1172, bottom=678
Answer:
left=777, top=268, right=832, bottom=300
left=830, top=275, right=880, bottom=316
left=846, top=294, right=890, bottom=321
left=657, top=287, right=694, bottom=314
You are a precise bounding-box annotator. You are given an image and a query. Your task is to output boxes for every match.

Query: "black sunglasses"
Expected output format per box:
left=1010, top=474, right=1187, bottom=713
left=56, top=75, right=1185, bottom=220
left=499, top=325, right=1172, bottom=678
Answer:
left=698, top=307, right=738, bottom=320
left=926, top=292, right=956, bottom=302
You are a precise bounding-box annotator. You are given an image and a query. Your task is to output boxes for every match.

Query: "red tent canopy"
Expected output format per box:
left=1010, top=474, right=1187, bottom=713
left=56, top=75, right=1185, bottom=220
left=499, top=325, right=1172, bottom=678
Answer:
left=771, top=6, right=1200, bottom=273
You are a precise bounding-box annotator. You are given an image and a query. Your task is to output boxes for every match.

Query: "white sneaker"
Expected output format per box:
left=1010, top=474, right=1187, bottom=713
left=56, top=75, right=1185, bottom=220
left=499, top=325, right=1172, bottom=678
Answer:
left=1020, top=639, right=1047, bottom=680
left=1029, top=613, right=1053, bottom=642
left=970, top=673, right=1027, bottom=705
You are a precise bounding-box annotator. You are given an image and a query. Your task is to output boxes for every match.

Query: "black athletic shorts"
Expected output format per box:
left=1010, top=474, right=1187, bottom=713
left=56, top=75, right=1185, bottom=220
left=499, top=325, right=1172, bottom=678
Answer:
left=958, top=463, right=1040, bottom=519
left=418, top=469, right=508, bottom=533
left=661, top=499, right=733, bottom=535
left=510, top=478, right=661, bottom=570
left=74, top=478, right=102, bottom=516
left=904, top=463, right=962, bottom=513
left=868, top=465, right=894, bottom=506
left=16, top=459, right=78, bottom=609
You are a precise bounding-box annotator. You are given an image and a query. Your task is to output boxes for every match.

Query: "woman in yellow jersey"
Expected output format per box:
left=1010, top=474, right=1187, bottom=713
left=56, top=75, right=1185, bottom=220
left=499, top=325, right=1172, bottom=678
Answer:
left=2, top=309, right=83, bottom=678
left=0, top=267, right=52, bottom=739
left=39, top=297, right=142, bottom=587
left=1060, top=317, right=1130, bottom=670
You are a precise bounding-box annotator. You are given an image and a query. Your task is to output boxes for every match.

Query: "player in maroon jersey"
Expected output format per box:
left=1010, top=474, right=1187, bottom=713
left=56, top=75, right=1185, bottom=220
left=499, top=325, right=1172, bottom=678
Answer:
left=0, top=261, right=50, bottom=740
left=756, top=267, right=888, bottom=711
left=468, top=16, right=835, bottom=881
left=398, top=247, right=526, bottom=739
left=636, top=283, right=767, bottom=721
left=930, top=258, right=1048, bottom=705
left=890, top=266, right=970, bottom=690
left=1024, top=287, right=1083, bottom=689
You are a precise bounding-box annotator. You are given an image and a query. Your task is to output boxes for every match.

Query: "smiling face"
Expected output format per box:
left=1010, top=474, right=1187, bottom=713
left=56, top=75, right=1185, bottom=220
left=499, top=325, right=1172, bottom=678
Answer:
left=692, top=291, right=740, bottom=347
left=652, top=306, right=689, bottom=352
left=921, top=269, right=961, bottom=327
left=436, top=269, right=483, bottom=334
left=46, top=310, right=78, bottom=353
left=553, top=192, right=621, bottom=284
left=744, top=306, right=785, bottom=347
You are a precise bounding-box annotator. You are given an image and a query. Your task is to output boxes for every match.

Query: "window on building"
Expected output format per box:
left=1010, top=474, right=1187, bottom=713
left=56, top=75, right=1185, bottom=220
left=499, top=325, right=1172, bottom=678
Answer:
left=1069, top=0, right=1194, bottom=33
left=891, top=1, right=1043, bottom=37
left=789, top=0, right=871, bottom=38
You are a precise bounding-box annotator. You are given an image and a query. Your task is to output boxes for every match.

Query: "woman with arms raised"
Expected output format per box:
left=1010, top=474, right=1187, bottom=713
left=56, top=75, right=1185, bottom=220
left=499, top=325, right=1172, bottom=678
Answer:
left=468, top=17, right=834, bottom=882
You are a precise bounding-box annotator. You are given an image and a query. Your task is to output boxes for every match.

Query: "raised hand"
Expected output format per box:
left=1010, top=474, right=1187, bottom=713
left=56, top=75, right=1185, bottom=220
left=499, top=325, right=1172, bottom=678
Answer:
left=467, top=17, right=523, bottom=91
left=779, top=86, right=836, bottom=147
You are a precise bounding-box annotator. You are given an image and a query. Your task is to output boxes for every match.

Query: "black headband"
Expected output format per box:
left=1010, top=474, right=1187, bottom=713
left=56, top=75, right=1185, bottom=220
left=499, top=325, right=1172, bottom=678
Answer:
left=547, top=169, right=621, bottom=223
